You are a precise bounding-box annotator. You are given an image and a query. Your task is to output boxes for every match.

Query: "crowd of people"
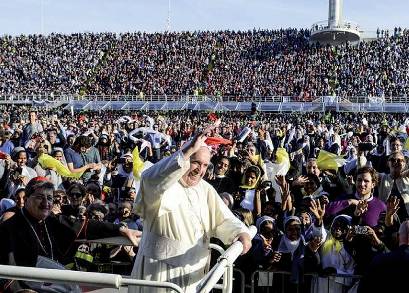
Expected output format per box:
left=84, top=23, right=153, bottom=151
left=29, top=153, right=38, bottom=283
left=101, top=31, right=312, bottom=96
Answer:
left=0, top=105, right=409, bottom=291
left=1, top=28, right=409, bottom=98
left=0, top=33, right=117, bottom=95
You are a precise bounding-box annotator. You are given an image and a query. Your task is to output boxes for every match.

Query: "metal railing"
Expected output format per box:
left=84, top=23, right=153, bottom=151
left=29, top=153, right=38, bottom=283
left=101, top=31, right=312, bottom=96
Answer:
left=1, top=94, right=409, bottom=104
left=197, top=226, right=257, bottom=293
left=0, top=226, right=257, bottom=293
left=310, top=20, right=360, bottom=33
left=2, top=94, right=409, bottom=113
left=250, top=270, right=362, bottom=293
left=0, top=265, right=184, bottom=292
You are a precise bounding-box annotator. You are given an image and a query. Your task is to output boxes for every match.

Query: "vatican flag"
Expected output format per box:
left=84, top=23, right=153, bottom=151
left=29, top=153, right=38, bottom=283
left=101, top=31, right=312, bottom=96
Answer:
left=317, top=150, right=346, bottom=171
left=38, top=154, right=83, bottom=179
left=132, top=146, right=145, bottom=179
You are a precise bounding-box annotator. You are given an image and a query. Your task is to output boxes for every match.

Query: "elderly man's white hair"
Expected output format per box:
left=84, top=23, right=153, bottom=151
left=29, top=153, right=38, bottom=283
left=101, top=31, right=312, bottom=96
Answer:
left=399, top=220, right=409, bottom=246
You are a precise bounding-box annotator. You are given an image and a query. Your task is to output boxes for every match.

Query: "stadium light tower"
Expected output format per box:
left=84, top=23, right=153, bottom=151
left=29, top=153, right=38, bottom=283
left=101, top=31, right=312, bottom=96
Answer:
left=41, top=0, right=45, bottom=34
left=310, top=0, right=360, bottom=45
left=166, top=0, right=171, bottom=31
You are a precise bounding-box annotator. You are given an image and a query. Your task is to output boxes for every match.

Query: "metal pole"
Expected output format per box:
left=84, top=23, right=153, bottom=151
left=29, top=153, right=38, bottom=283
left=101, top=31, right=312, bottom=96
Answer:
left=0, top=265, right=184, bottom=293
left=40, top=0, right=45, bottom=34
left=122, top=278, right=184, bottom=293
left=197, top=226, right=257, bottom=293
left=167, top=0, right=171, bottom=31
left=0, top=265, right=122, bottom=288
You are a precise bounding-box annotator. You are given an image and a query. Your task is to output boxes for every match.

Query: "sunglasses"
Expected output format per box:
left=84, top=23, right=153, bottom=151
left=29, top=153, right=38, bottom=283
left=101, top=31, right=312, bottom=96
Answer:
left=389, top=158, right=405, bottom=164
left=69, top=193, right=83, bottom=199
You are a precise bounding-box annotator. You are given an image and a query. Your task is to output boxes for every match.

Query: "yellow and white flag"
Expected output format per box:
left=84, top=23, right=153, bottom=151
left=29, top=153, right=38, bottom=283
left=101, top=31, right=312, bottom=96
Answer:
left=265, top=148, right=290, bottom=179
left=38, top=154, right=83, bottom=179
left=317, top=150, right=346, bottom=171
left=132, top=146, right=145, bottom=179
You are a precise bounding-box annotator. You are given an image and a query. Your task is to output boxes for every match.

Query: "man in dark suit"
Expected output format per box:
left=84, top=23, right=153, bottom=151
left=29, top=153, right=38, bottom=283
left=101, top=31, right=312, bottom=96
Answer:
left=358, top=220, right=409, bottom=293
left=0, top=176, right=141, bottom=292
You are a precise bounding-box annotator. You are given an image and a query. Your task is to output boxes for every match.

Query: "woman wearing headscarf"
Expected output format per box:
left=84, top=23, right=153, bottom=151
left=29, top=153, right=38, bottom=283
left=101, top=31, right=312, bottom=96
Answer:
left=312, top=215, right=356, bottom=293
left=272, top=216, right=322, bottom=292
left=235, top=215, right=282, bottom=285
left=251, top=216, right=281, bottom=268
left=293, top=173, right=329, bottom=211
left=297, top=199, right=327, bottom=244
left=233, top=165, right=261, bottom=213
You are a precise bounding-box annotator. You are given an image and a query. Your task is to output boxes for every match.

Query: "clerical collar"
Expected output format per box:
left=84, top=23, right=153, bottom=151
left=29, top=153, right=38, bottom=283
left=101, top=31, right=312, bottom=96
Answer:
left=22, top=207, right=44, bottom=224
left=354, top=192, right=373, bottom=202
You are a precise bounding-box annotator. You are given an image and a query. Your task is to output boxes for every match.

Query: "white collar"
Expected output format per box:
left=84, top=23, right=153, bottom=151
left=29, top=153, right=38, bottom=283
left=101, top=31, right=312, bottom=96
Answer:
left=354, top=191, right=373, bottom=202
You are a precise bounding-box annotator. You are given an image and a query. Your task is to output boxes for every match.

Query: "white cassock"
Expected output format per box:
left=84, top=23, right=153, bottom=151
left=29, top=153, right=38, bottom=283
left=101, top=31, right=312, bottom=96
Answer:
left=130, top=151, right=250, bottom=293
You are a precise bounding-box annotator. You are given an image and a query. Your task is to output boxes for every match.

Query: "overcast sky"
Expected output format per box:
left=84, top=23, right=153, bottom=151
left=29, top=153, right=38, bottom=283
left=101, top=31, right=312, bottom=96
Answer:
left=0, top=0, right=408, bottom=35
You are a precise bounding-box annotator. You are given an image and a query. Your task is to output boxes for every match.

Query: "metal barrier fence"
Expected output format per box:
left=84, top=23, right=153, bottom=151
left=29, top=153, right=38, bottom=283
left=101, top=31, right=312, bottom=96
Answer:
left=0, top=226, right=257, bottom=293
left=250, top=270, right=362, bottom=293
left=2, top=94, right=409, bottom=113
left=1, top=94, right=409, bottom=104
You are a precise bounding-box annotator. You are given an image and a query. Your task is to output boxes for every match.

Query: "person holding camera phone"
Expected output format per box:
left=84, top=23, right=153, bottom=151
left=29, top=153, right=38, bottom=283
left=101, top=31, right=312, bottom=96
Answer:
left=377, top=151, right=409, bottom=223
left=6, top=147, right=38, bottom=196
left=358, top=220, right=409, bottom=293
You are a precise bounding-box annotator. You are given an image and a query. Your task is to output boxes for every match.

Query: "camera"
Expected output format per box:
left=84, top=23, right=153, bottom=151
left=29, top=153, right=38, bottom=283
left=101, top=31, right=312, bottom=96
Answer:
left=10, top=167, right=22, bottom=182
left=31, top=132, right=43, bottom=142
left=351, top=225, right=369, bottom=235
left=259, top=180, right=272, bottom=191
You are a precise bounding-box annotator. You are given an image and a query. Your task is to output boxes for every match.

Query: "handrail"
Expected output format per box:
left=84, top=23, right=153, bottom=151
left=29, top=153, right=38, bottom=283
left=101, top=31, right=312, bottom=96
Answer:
left=1, top=94, right=409, bottom=104
left=250, top=270, right=362, bottom=293
left=197, top=225, right=257, bottom=293
left=0, top=265, right=184, bottom=293
left=2, top=94, right=409, bottom=113
left=0, top=232, right=256, bottom=293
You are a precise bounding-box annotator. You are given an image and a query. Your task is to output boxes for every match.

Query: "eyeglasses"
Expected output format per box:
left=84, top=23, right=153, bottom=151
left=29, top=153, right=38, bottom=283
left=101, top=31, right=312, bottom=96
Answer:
left=305, top=181, right=316, bottom=186
left=389, top=158, right=405, bottom=164
left=69, top=193, right=83, bottom=199
left=86, top=190, right=99, bottom=196
left=32, top=194, right=54, bottom=202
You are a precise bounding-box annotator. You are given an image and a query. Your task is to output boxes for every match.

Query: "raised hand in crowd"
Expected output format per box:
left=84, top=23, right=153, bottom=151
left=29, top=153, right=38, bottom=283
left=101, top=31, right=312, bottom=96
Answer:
left=309, top=199, right=326, bottom=226
left=292, top=175, right=309, bottom=187
left=276, top=175, right=293, bottom=212
left=385, top=195, right=400, bottom=227
left=354, top=200, right=369, bottom=217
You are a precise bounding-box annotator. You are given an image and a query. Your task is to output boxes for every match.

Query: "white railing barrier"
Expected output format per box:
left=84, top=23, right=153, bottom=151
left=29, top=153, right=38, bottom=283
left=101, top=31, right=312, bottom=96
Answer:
left=0, top=228, right=257, bottom=293
left=0, top=265, right=184, bottom=293
left=197, top=225, right=257, bottom=293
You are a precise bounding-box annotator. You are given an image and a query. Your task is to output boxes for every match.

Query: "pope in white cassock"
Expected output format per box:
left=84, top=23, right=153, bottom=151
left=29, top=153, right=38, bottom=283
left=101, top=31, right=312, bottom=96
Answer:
left=130, top=130, right=252, bottom=293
